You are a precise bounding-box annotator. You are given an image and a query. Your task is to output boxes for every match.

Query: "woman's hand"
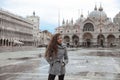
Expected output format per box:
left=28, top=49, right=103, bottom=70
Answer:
left=62, top=62, right=65, bottom=67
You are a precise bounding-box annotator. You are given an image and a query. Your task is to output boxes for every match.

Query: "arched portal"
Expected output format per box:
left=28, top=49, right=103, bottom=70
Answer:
left=6, top=39, right=9, bottom=46
left=107, top=35, right=115, bottom=47
left=0, top=39, right=2, bottom=46
left=72, top=35, right=79, bottom=46
left=83, top=23, right=94, bottom=31
left=3, top=39, right=6, bottom=46
left=83, top=32, right=93, bottom=47
left=97, top=34, right=105, bottom=47
left=64, top=36, right=70, bottom=47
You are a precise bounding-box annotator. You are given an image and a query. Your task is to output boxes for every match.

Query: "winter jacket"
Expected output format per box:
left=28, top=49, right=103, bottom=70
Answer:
left=45, top=44, right=68, bottom=75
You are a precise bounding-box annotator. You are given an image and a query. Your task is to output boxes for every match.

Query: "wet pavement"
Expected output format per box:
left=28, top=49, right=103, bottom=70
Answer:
left=0, top=48, right=120, bottom=80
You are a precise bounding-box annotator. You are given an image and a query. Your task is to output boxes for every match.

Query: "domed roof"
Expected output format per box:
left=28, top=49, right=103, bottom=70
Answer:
left=88, top=5, right=107, bottom=20
left=89, top=10, right=100, bottom=19
left=114, top=12, right=120, bottom=18
left=76, top=14, right=85, bottom=23
left=114, top=12, right=120, bottom=25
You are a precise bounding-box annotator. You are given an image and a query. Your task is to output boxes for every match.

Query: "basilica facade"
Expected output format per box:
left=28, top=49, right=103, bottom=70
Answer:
left=55, top=5, right=120, bottom=47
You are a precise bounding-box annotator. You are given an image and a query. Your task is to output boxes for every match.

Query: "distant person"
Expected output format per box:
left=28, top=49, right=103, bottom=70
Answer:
left=45, top=33, right=69, bottom=80
left=45, top=45, right=48, bottom=48
left=110, top=43, right=113, bottom=47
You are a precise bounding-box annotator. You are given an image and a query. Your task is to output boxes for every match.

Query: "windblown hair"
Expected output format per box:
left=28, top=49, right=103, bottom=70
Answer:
left=45, top=33, right=61, bottom=58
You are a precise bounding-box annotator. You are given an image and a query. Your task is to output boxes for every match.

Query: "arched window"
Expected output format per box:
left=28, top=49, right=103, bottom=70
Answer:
left=83, top=23, right=94, bottom=31
left=0, top=18, right=1, bottom=24
left=60, top=31, right=63, bottom=33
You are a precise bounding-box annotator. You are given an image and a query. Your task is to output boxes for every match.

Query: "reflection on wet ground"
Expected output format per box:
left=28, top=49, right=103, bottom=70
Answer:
left=0, top=48, right=120, bottom=80
left=8, top=57, right=34, bottom=60
left=0, top=58, right=40, bottom=79
left=66, top=48, right=120, bottom=80
left=87, top=51, right=120, bottom=57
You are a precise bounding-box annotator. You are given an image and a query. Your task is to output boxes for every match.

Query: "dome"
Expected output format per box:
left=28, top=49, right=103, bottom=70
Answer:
left=89, top=10, right=107, bottom=20
left=88, top=5, right=107, bottom=21
left=76, top=14, right=85, bottom=23
left=114, top=12, right=120, bottom=18
left=89, top=10, right=100, bottom=19
left=114, top=12, right=120, bottom=25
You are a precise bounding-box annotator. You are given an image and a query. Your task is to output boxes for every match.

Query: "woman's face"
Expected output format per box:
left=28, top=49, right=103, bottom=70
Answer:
left=57, top=35, right=62, bottom=44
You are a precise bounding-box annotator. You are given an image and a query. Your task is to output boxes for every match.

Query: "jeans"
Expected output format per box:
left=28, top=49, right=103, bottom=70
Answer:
left=48, top=74, right=65, bottom=80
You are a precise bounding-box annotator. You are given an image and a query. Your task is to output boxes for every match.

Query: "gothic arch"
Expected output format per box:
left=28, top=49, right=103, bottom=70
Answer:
left=0, top=39, right=2, bottom=46
left=83, top=32, right=93, bottom=47
left=83, top=32, right=93, bottom=39
left=107, top=34, right=115, bottom=47
left=97, top=34, right=105, bottom=47
left=64, top=36, right=70, bottom=47
left=6, top=39, right=9, bottom=46
left=83, top=23, right=94, bottom=31
left=72, top=35, right=79, bottom=46
left=3, top=39, right=6, bottom=46
left=64, top=36, right=70, bottom=42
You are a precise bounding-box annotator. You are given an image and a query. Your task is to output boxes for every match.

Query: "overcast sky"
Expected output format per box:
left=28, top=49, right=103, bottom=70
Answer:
left=0, top=0, right=120, bottom=33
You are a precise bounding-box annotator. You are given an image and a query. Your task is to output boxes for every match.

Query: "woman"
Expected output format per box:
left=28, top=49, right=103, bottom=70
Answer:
left=45, top=33, right=68, bottom=80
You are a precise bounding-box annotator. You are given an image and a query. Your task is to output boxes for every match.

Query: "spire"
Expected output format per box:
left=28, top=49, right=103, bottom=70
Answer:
left=99, top=3, right=103, bottom=11
left=66, top=19, right=68, bottom=24
left=71, top=18, right=73, bottom=24
left=80, top=9, right=83, bottom=17
left=33, top=11, right=35, bottom=16
left=62, top=19, right=65, bottom=25
left=88, top=11, right=89, bottom=16
left=58, top=9, right=60, bottom=27
left=78, top=9, right=80, bottom=18
left=94, top=4, right=97, bottom=11
left=81, top=14, right=83, bottom=17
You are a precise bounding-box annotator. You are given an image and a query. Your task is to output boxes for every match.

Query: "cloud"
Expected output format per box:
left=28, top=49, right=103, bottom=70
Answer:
left=116, top=0, right=120, bottom=9
left=0, top=0, right=120, bottom=33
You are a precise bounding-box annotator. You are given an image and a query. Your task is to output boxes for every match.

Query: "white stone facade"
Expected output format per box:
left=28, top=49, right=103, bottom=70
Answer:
left=0, top=9, right=34, bottom=46
left=27, top=12, right=40, bottom=46
left=39, top=30, right=53, bottom=47
left=55, top=5, right=120, bottom=47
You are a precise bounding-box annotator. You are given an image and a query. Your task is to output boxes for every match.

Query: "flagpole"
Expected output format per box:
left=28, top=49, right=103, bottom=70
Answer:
left=78, top=9, right=80, bottom=18
left=58, top=9, right=60, bottom=27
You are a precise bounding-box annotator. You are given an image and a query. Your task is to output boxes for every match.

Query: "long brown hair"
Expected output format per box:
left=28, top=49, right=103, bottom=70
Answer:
left=45, top=33, right=61, bottom=58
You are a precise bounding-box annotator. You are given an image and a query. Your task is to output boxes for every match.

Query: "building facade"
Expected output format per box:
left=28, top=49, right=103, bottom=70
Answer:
left=39, top=30, right=53, bottom=47
left=0, top=9, right=34, bottom=46
left=55, top=5, right=120, bottom=47
left=27, top=12, right=40, bottom=46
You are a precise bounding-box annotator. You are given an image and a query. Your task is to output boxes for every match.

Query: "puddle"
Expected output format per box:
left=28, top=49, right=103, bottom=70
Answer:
left=7, top=57, right=34, bottom=60
left=85, top=51, right=120, bottom=57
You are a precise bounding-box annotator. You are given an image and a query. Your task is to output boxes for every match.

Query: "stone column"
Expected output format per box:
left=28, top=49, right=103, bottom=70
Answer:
left=118, top=39, right=120, bottom=48
left=105, top=38, right=108, bottom=48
